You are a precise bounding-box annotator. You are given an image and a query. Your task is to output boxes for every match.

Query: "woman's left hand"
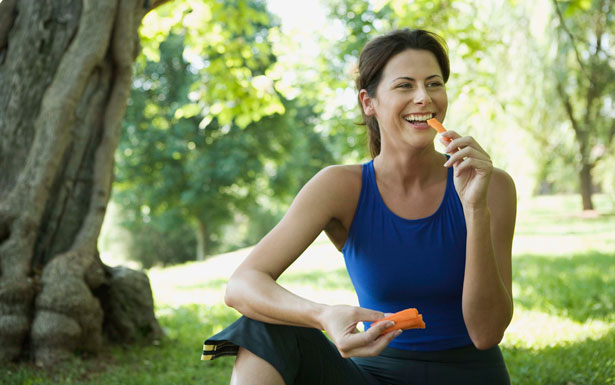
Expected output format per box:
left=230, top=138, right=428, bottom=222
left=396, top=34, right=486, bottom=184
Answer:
left=440, top=131, right=493, bottom=209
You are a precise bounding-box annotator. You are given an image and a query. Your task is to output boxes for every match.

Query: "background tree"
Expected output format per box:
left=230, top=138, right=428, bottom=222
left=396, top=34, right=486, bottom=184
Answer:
left=112, top=4, right=334, bottom=267
left=0, top=0, right=296, bottom=366
left=549, top=0, right=615, bottom=210
left=0, top=0, right=168, bottom=365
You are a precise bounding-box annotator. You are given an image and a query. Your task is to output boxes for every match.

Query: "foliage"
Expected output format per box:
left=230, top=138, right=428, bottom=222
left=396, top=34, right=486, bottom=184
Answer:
left=109, top=0, right=615, bottom=268
left=115, top=208, right=197, bottom=269
left=505, top=0, right=615, bottom=205
left=114, top=6, right=334, bottom=266
left=139, top=0, right=284, bottom=127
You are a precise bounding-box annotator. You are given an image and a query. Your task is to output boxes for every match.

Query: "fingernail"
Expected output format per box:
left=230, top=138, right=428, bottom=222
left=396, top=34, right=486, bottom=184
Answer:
left=396, top=330, right=403, bottom=336
left=387, top=321, right=395, bottom=328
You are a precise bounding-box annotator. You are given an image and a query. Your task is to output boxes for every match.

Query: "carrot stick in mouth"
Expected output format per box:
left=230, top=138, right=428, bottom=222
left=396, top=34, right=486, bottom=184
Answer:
left=427, top=118, right=452, bottom=142
left=374, top=308, right=426, bottom=335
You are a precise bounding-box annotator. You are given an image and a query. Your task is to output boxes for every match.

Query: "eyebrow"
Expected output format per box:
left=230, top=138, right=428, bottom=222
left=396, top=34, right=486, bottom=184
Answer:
left=391, top=75, right=442, bottom=84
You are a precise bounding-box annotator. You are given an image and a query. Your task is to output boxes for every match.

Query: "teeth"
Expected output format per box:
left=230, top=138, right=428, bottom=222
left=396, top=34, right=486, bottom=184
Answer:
left=404, top=113, right=434, bottom=122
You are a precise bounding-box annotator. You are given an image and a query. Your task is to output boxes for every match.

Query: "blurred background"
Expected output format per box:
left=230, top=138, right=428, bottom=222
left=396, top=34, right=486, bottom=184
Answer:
left=99, top=0, right=614, bottom=269
left=34, top=0, right=613, bottom=383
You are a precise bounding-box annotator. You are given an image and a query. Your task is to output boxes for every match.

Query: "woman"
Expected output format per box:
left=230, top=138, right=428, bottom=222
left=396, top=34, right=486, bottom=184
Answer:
left=202, top=29, right=516, bottom=385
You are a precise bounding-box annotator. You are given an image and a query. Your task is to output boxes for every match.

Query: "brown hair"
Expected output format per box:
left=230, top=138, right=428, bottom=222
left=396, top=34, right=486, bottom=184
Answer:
left=355, top=29, right=450, bottom=158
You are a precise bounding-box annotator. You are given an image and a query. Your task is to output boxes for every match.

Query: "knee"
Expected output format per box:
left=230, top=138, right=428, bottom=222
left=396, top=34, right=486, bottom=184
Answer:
left=232, top=347, right=285, bottom=385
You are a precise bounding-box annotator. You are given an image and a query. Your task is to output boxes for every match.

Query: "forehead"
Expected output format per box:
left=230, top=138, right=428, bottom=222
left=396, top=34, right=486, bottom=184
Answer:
left=381, top=49, right=442, bottom=80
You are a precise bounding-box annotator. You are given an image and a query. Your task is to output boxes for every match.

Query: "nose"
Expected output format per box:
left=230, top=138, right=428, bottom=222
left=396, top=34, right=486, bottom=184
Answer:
left=413, top=86, right=431, bottom=105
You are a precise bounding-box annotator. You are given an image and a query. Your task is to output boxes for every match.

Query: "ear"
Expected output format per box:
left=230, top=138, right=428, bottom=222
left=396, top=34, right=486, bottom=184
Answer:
left=359, top=89, right=376, bottom=116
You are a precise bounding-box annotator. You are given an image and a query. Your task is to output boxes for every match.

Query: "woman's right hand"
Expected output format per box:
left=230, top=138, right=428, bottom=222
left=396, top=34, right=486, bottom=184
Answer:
left=318, top=305, right=402, bottom=358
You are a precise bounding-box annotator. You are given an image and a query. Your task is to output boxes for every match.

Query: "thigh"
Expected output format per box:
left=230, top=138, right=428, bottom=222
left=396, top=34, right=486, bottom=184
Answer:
left=292, top=326, right=380, bottom=385
left=353, top=354, right=428, bottom=385
left=204, top=316, right=379, bottom=385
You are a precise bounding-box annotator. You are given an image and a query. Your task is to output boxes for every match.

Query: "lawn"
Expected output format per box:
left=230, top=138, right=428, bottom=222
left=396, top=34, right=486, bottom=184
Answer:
left=2, top=194, right=614, bottom=384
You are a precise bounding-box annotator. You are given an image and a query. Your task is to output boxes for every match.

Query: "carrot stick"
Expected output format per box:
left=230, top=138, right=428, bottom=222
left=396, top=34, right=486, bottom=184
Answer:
left=427, top=118, right=452, bottom=142
left=374, top=308, right=426, bottom=335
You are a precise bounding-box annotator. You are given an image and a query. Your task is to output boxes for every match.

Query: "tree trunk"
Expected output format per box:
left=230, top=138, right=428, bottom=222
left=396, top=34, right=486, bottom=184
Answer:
left=0, top=0, right=168, bottom=366
left=579, top=163, right=595, bottom=211
left=194, top=218, right=208, bottom=261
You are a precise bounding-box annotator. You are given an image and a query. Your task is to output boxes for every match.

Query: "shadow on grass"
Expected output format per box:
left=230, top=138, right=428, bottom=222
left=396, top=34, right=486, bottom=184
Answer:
left=513, top=251, right=615, bottom=322
left=515, top=212, right=615, bottom=236
left=99, top=303, right=241, bottom=385
left=502, top=327, right=615, bottom=385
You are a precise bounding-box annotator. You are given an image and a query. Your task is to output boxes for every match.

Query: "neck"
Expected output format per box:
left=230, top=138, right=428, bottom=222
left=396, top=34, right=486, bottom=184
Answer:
left=373, top=145, right=446, bottom=190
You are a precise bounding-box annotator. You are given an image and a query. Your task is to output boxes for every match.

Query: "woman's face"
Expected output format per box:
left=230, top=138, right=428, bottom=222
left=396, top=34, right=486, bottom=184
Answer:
left=360, top=49, right=448, bottom=150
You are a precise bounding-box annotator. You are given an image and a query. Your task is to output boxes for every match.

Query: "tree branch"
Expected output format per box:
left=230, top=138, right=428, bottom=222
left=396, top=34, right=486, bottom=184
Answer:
left=555, top=79, right=592, bottom=166
left=74, top=0, right=141, bottom=254
left=551, top=0, right=592, bottom=82
left=556, top=80, right=581, bottom=137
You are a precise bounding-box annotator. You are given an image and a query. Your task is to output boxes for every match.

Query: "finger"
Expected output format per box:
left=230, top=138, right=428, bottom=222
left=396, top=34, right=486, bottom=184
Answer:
left=351, top=329, right=403, bottom=358
left=341, top=316, right=397, bottom=352
left=444, top=147, right=490, bottom=168
left=355, top=308, right=385, bottom=323
left=439, top=136, right=454, bottom=147
left=340, top=320, right=391, bottom=351
left=336, top=329, right=373, bottom=354
left=369, top=319, right=396, bottom=337
left=446, top=136, right=489, bottom=157
left=455, top=146, right=490, bottom=163
left=454, top=157, right=493, bottom=177
left=441, top=130, right=461, bottom=143
left=441, top=131, right=465, bottom=154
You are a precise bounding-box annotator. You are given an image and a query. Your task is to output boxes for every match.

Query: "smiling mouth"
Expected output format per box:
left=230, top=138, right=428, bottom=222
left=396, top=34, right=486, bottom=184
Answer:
left=403, top=113, right=435, bottom=124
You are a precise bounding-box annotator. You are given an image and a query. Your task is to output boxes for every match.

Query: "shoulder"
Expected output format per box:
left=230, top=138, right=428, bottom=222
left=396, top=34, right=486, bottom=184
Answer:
left=307, top=163, right=363, bottom=199
left=302, top=163, right=363, bottom=219
left=315, top=164, right=363, bottom=187
left=487, top=168, right=517, bottom=228
left=488, top=168, right=516, bottom=204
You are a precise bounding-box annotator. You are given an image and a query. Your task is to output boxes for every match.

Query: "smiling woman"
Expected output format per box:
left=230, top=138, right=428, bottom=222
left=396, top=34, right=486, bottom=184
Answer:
left=202, top=28, right=516, bottom=385
left=358, top=48, right=448, bottom=156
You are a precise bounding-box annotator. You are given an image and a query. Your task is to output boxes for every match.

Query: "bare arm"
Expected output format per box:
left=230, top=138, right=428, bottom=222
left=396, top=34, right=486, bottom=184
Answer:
left=224, top=166, right=333, bottom=328
left=461, top=169, right=516, bottom=349
left=442, top=132, right=516, bottom=349
left=224, top=165, right=400, bottom=357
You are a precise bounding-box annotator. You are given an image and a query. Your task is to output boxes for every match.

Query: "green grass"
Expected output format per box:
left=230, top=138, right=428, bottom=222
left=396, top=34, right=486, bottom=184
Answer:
left=2, top=194, right=614, bottom=384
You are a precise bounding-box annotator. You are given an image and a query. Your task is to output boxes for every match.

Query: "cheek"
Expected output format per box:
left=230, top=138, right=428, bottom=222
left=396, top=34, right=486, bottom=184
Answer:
left=436, top=92, right=448, bottom=110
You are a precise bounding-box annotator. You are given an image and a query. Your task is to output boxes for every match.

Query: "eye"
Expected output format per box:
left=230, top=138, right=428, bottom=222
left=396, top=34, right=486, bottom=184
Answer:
left=396, top=83, right=412, bottom=89
left=427, top=81, right=444, bottom=88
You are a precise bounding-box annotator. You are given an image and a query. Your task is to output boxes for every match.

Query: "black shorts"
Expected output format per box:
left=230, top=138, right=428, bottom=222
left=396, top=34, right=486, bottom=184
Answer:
left=202, top=316, right=510, bottom=385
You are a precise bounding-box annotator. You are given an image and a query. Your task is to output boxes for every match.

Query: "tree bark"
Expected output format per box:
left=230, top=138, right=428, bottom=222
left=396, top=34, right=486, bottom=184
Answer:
left=556, top=80, right=595, bottom=211
left=0, top=0, right=168, bottom=366
left=195, top=218, right=208, bottom=261
left=579, top=163, right=595, bottom=211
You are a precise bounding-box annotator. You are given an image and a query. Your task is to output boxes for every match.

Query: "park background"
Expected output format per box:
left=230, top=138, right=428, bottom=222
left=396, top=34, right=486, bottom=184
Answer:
left=0, top=0, right=614, bottom=384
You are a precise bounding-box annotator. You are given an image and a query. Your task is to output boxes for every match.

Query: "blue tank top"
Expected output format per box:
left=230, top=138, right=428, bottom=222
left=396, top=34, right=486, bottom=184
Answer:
left=342, top=159, right=472, bottom=351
